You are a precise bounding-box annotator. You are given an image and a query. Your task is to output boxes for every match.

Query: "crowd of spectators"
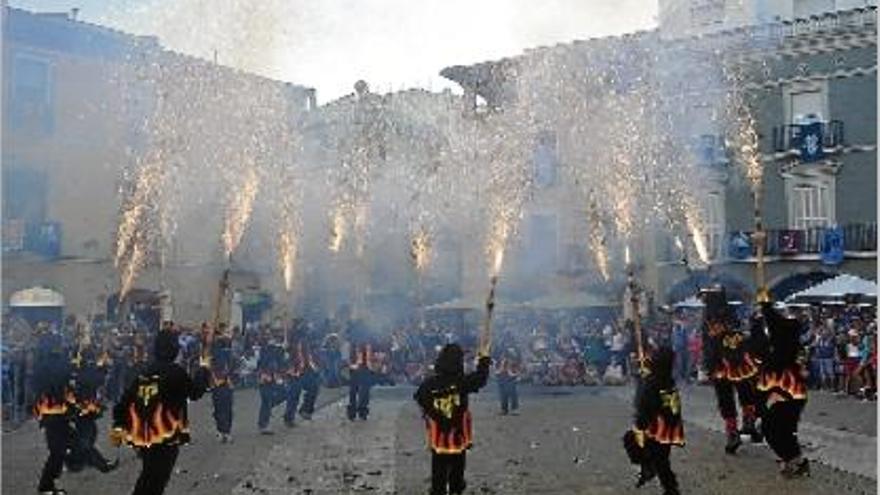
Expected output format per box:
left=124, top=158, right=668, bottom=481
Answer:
left=4, top=300, right=876, bottom=428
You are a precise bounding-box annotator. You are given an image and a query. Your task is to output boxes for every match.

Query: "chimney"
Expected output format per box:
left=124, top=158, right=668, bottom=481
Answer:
left=70, top=7, right=79, bottom=20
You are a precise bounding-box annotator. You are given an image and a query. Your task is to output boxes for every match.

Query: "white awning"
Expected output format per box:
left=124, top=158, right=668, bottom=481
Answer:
left=785, top=274, right=877, bottom=304
left=519, top=291, right=618, bottom=310
left=9, top=287, right=65, bottom=307
left=672, top=296, right=704, bottom=308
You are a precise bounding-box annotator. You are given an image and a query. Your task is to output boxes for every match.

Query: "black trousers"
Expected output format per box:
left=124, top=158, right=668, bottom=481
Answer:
left=257, top=382, right=285, bottom=429
left=212, top=385, right=234, bottom=434
left=38, top=416, right=69, bottom=490
left=347, top=370, right=372, bottom=420
left=761, top=399, right=804, bottom=462
left=643, top=439, right=678, bottom=492
left=498, top=377, right=518, bottom=413
left=300, top=371, right=320, bottom=415
left=713, top=378, right=756, bottom=420
left=69, top=416, right=112, bottom=470
left=431, top=451, right=466, bottom=495
left=133, top=444, right=180, bottom=495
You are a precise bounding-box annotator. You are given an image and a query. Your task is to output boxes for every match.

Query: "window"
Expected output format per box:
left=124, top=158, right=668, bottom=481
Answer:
left=691, top=0, right=725, bottom=27
left=784, top=82, right=828, bottom=125
left=534, top=132, right=558, bottom=188
left=10, top=53, right=54, bottom=134
left=704, top=192, right=725, bottom=259
left=786, top=174, right=835, bottom=229
left=794, top=0, right=835, bottom=18
left=525, top=213, right=559, bottom=273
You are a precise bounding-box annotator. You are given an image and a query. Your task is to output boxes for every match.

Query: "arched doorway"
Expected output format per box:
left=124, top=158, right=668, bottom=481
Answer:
left=233, top=290, right=272, bottom=331
left=769, top=271, right=836, bottom=301
left=665, top=271, right=751, bottom=305
left=107, top=289, right=161, bottom=332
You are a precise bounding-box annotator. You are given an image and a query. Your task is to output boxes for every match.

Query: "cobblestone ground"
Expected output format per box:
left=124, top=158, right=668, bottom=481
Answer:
left=1, top=386, right=347, bottom=495
left=3, top=384, right=876, bottom=495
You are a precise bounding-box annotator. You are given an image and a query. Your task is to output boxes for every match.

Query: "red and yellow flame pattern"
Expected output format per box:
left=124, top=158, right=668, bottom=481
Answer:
left=33, top=392, right=74, bottom=420
left=76, top=398, right=104, bottom=417
left=124, top=402, right=189, bottom=448
left=712, top=352, right=759, bottom=382
left=758, top=368, right=807, bottom=402
left=646, top=414, right=685, bottom=446
left=425, top=410, right=473, bottom=454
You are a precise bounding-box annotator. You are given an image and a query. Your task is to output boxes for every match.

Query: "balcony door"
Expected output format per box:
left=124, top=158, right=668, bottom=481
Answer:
left=786, top=173, right=835, bottom=230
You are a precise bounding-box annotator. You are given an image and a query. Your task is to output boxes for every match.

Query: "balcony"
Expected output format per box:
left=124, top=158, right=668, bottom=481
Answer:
left=727, top=222, right=876, bottom=259
left=771, top=120, right=844, bottom=160
left=693, top=134, right=728, bottom=167
left=2, top=219, right=61, bottom=259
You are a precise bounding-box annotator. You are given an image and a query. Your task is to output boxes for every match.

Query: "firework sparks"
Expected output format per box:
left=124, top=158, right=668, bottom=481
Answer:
left=725, top=70, right=763, bottom=196
left=486, top=205, right=515, bottom=278
left=329, top=206, right=346, bottom=253
left=624, top=243, right=631, bottom=267
left=278, top=228, right=297, bottom=292
left=682, top=195, right=711, bottom=264
left=119, top=243, right=147, bottom=301
left=222, top=166, right=260, bottom=260
left=587, top=197, right=610, bottom=281
left=410, top=226, right=432, bottom=272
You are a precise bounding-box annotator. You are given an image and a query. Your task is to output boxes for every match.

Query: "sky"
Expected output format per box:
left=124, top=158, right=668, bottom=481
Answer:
left=11, top=0, right=658, bottom=102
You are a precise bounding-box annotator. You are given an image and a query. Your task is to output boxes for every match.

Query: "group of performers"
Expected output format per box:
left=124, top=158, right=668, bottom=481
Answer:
left=624, top=285, right=810, bottom=495
left=31, top=283, right=811, bottom=495
left=31, top=318, right=396, bottom=495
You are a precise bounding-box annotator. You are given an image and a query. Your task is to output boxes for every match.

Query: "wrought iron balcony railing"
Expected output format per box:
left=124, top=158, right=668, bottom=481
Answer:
left=771, top=120, right=845, bottom=158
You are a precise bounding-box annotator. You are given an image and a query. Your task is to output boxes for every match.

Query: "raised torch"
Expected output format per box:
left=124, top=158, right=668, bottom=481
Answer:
left=479, top=275, right=499, bottom=358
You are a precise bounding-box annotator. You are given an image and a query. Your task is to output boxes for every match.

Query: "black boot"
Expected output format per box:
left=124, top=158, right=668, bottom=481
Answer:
left=635, top=465, right=656, bottom=488
left=782, top=458, right=810, bottom=478
left=724, top=433, right=742, bottom=454
left=740, top=421, right=763, bottom=443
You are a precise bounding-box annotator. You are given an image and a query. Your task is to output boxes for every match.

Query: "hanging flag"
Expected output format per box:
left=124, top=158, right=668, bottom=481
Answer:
left=778, top=230, right=800, bottom=254
left=729, top=232, right=751, bottom=260
left=796, top=122, right=825, bottom=163
left=821, top=226, right=844, bottom=265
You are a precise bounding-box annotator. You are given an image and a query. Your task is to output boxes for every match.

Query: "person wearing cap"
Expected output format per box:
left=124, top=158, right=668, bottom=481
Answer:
left=414, top=344, right=491, bottom=495
left=110, top=330, right=210, bottom=495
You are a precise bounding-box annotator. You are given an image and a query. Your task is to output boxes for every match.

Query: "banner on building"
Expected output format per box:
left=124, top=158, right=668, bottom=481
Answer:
left=821, top=226, right=844, bottom=265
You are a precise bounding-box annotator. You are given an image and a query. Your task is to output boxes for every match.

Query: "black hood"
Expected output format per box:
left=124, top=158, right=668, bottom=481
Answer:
left=762, top=305, right=801, bottom=368
left=435, top=343, right=464, bottom=377
left=649, top=346, right=675, bottom=387
left=153, top=331, right=180, bottom=363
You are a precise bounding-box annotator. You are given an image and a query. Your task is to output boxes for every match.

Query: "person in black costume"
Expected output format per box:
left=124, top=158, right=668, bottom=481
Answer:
left=414, top=344, right=491, bottom=495
left=67, top=345, right=118, bottom=473
left=32, top=333, right=74, bottom=495
left=256, top=326, right=287, bottom=433
left=700, top=286, right=762, bottom=454
left=624, top=346, right=684, bottom=495
left=753, top=303, right=810, bottom=478
left=111, top=330, right=210, bottom=495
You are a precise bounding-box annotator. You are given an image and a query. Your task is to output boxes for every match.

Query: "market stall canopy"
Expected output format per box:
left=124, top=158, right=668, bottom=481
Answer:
left=425, top=296, right=516, bottom=312
left=671, top=295, right=744, bottom=308
left=785, top=273, right=877, bottom=304
left=518, top=291, right=618, bottom=310
left=672, top=296, right=704, bottom=308
left=9, top=287, right=65, bottom=307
